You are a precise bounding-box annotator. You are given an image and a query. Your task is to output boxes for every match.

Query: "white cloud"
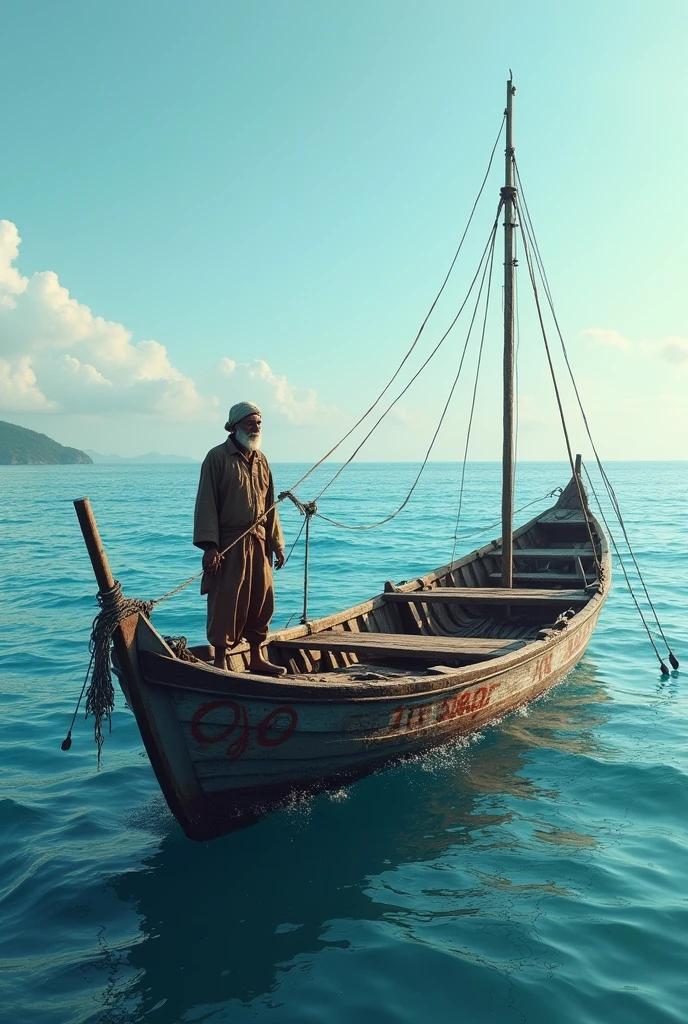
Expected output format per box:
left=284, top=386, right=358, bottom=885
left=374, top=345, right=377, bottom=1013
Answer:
left=216, top=356, right=338, bottom=426
left=0, top=355, right=55, bottom=411
left=386, top=403, right=431, bottom=432
left=581, top=327, right=688, bottom=371
left=0, top=220, right=215, bottom=419
left=656, top=337, right=688, bottom=365
left=0, top=221, right=27, bottom=307
left=581, top=327, right=632, bottom=351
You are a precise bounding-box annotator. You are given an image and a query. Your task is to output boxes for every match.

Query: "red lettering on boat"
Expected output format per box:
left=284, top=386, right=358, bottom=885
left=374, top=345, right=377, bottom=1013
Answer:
left=534, top=651, right=553, bottom=683
left=191, top=700, right=248, bottom=759
left=190, top=700, right=298, bottom=758
left=389, top=706, right=405, bottom=731
left=257, top=707, right=298, bottom=747
left=389, top=682, right=501, bottom=733
left=471, top=686, right=489, bottom=710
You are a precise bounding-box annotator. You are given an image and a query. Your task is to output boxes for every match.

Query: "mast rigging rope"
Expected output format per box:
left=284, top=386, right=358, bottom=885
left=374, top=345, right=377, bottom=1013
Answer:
left=450, top=208, right=499, bottom=560
left=284, top=113, right=507, bottom=498
left=514, top=159, right=677, bottom=671
left=312, top=207, right=503, bottom=526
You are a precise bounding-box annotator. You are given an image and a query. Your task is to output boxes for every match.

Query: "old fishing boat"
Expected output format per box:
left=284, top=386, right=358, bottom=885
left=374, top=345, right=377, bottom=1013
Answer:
left=74, top=81, right=612, bottom=840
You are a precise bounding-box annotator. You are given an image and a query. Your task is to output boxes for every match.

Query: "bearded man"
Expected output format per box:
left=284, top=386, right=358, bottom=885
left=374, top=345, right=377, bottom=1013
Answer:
left=193, top=401, right=286, bottom=675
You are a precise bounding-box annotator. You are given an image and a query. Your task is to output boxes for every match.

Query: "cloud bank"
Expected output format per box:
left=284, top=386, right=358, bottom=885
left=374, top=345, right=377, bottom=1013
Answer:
left=217, top=356, right=338, bottom=426
left=582, top=326, right=688, bottom=367
left=0, top=221, right=339, bottom=446
left=0, top=220, right=213, bottom=419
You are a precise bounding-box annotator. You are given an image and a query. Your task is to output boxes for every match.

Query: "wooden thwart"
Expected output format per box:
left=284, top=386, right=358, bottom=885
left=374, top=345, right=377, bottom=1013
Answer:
left=384, top=587, right=588, bottom=606
left=494, top=546, right=593, bottom=558
left=273, top=631, right=527, bottom=662
left=489, top=572, right=579, bottom=584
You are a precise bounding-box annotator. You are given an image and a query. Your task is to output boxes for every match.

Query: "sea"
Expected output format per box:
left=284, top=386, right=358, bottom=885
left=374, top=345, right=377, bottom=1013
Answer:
left=1, top=460, right=686, bottom=1024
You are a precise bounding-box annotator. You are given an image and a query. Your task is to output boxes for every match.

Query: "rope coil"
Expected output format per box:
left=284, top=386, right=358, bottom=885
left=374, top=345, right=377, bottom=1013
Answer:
left=62, top=582, right=153, bottom=763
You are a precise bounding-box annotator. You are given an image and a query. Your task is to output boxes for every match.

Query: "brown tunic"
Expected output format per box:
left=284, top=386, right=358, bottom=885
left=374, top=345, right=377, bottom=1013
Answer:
left=193, top=439, right=284, bottom=649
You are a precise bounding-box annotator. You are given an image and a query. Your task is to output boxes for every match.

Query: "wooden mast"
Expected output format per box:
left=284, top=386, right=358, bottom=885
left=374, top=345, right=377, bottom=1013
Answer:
left=501, top=75, right=516, bottom=587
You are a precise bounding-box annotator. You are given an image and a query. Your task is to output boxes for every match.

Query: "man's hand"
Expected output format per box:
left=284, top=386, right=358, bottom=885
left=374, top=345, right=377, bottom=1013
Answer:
left=274, top=547, right=285, bottom=570
left=202, top=546, right=222, bottom=576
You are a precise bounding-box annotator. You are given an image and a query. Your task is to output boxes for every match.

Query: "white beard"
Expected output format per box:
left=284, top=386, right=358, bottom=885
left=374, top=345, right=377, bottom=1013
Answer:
left=235, top=427, right=262, bottom=451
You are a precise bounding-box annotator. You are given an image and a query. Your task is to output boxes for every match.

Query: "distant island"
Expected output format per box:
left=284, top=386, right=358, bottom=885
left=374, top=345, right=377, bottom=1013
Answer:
left=0, top=421, right=199, bottom=465
left=85, top=450, right=199, bottom=464
left=0, top=421, right=92, bottom=465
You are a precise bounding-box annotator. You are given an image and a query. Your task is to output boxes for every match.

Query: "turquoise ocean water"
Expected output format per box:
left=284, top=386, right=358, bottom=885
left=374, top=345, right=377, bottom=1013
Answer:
left=1, top=461, right=686, bottom=1023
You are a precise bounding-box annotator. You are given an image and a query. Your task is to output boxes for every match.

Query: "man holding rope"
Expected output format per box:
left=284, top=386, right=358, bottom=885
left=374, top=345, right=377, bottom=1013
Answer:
left=193, top=402, right=286, bottom=675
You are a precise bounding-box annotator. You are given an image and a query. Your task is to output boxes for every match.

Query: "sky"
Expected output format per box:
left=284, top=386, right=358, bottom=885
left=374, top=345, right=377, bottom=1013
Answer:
left=1, top=0, right=687, bottom=462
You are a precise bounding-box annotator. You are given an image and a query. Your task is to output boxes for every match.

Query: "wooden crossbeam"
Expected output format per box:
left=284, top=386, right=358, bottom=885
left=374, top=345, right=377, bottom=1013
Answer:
left=273, top=631, right=527, bottom=662
left=384, top=587, right=588, bottom=606
left=493, top=546, right=593, bottom=558
left=489, top=572, right=579, bottom=584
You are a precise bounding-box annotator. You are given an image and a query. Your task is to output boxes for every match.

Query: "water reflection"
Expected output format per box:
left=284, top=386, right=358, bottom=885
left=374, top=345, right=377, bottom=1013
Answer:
left=103, top=661, right=610, bottom=1022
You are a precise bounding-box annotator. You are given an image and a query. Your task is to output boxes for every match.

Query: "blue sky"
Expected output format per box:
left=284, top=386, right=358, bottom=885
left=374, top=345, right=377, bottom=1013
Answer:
left=1, top=1, right=686, bottom=460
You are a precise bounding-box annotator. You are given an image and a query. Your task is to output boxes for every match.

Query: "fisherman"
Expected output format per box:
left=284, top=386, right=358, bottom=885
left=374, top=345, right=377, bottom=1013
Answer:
left=193, top=401, right=286, bottom=675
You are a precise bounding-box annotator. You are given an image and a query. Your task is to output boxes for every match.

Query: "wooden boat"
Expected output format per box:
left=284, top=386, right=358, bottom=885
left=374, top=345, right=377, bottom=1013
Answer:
left=74, top=80, right=610, bottom=840
left=75, top=463, right=609, bottom=841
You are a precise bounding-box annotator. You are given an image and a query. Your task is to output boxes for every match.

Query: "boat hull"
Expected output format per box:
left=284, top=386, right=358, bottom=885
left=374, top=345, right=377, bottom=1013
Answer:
left=117, top=584, right=604, bottom=839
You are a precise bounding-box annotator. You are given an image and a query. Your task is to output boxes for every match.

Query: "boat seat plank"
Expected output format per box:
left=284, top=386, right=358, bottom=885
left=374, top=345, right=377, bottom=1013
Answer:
left=273, top=631, right=527, bottom=661
left=494, top=546, right=593, bottom=558
left=489, top=572, right=580, bottom=584
left=384, top=587, right=588, bottom=606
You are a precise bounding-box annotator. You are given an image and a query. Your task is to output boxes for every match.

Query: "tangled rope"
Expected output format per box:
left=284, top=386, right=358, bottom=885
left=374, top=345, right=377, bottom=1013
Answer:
left=62, top=582, right=153, bottom=764
left=163, top=636, right=199, bottom=662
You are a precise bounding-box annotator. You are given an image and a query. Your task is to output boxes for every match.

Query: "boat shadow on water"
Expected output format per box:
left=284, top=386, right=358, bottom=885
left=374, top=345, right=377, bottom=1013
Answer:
left=96, top=662, right=611, bottom=1023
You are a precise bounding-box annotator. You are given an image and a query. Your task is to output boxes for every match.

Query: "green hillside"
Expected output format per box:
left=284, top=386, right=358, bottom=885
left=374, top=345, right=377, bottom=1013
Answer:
left=0, top=421, right=93, bottom=465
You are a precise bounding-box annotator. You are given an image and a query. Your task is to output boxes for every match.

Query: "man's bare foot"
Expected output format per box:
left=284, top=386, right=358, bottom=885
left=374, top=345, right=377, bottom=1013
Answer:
left=213, top=647, right=227, bottom=670
left=249, top=653, right=287, bottom=677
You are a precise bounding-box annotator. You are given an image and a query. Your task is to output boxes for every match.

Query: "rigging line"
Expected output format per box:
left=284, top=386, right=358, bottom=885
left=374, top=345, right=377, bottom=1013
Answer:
left=451, top=215, right=498, bottom=561
left=480, top=488, right=563, bottom=535
left=151, top=510, right=279, bottom=605
left=515, top=206, right=601, bottom=572
left=283, top=113, right=507, bottom=498
left=584, top=465, right=672, bottom=673
left=313, top=203, right=505, bottom=504
left=515, top=162, right=677, bottom=663
left=282, top=515, right=308, bottom=568
left=316, top=216, right=501, bottom=531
